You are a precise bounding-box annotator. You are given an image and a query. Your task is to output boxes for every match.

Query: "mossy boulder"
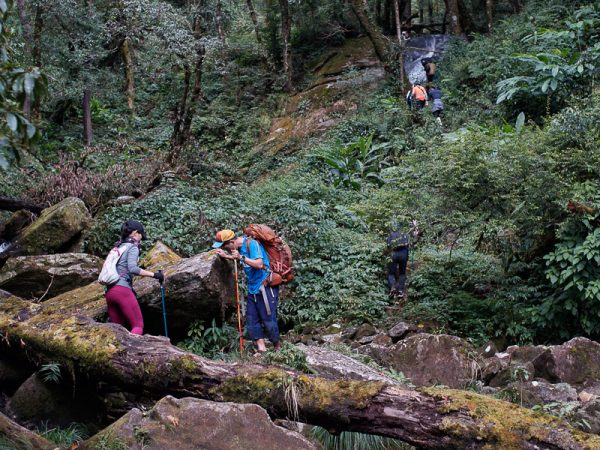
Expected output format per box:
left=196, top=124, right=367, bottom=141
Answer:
left=0, top=253, right=103, bottom=300
left=139, top=240, right=182, bottom=271
left=82, top=395, right=319, bottom=450
left=15, top=197, right=91, bottom=256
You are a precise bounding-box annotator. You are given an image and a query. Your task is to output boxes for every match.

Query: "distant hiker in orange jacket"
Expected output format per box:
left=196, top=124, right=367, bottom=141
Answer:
left=406, top=84, right=428, bottom=110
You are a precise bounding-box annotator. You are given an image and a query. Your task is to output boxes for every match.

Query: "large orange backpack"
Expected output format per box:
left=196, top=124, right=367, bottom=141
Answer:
left=243, top=224, right=294, bottom=286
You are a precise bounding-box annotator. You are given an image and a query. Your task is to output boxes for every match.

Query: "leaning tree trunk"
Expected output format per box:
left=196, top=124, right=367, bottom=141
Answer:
left=1, top=295, right=599, bottom=450
left=349, top=0, right=390, bottom=65
left=245, top=0, right=261, bottom=43
left=278, top=0, right=293, bottom=93
left=0, top=196, right=44, bottom=214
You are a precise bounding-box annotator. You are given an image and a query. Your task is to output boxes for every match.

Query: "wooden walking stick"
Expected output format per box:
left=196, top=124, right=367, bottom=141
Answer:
left=234, top=262, right=243, bottom=355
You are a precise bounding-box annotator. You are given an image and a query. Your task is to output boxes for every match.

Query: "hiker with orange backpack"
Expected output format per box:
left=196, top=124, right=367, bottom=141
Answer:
left=406, top=83, right=428, bottom=110
left=213, top=228, right=290, bottom=353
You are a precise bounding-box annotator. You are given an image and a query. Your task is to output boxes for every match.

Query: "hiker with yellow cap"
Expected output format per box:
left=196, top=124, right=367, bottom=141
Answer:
left=213, top=229, right=281, bottom=353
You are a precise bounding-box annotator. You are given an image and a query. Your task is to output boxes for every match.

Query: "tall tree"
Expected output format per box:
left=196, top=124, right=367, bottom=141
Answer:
left=393, top=0, right=406, bottom=89
left=279, top=0, right=292, bottom=92
left=444, top=0, right=462, bottom=35
left=485, top=0, right=493, bottom=33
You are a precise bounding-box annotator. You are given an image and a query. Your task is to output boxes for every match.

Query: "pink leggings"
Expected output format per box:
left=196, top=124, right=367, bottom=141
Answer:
left=105, top=285, right=144, bottom=335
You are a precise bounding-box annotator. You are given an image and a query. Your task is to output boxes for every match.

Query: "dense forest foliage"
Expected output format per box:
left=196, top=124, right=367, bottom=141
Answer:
left=1, top=0, right=599, bottom=349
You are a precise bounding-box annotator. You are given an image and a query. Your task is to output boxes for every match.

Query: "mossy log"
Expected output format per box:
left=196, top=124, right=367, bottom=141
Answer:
left=1, top=296, right=599, bottom=450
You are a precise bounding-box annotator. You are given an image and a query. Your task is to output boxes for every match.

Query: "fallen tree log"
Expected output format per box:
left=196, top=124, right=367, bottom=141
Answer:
left=1, top=295, right=599, bottom=450
left=0, top=196, right=44, bottom=215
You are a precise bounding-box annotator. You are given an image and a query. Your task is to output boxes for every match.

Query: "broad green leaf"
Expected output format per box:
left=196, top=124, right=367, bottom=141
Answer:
left=515, top=112, right=525, bottom=132
left=6, top=113, right=17, bottom=132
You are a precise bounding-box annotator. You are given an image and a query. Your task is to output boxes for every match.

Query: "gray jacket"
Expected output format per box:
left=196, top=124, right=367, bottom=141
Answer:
left=115, top=242, right=142, bottom=289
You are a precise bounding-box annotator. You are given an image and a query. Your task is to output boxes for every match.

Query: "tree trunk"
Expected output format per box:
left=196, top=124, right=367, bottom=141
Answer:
left=278, top=0, right=293, bottom=92
left=246, top=0, right=261, bottom=43
left=418, top=0, right=424, bottom=23
left=485, top=0, right=493, bottom=33
left=16, top=0, right=31, bottom=49
left=0, top=197, right=44, bottom=214
left=393, top=0, right=406, bottom=90
left=121, top=37, right=135, bottom=114
left=83, top=88, right=93, bottom=146
left=349, top=0, right=390, bottom=65
left=215, top=0, right=229, bottom=79
left=444, top=0, right=462, bottom=35
left=1, top=295, right=599, bottom=450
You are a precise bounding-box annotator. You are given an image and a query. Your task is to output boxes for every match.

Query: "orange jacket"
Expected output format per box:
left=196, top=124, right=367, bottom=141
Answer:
left=411, top=85, right=427, bottom=102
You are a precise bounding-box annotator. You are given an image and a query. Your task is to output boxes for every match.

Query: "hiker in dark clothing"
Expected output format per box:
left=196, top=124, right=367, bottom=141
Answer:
left=386, top=223, right=419, bottom=298
left=387, top=230, right=410, bottom=298
left=213, top=229, right=280, bottom=353
left=427, top=86, right=444, bottom=124
left=104, top=220, right=164, bottom=334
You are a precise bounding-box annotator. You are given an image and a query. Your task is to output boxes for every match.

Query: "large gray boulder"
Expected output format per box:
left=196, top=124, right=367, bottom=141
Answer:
left=134, top=251, right=236, bottom=338
left=0, top=253, right=103, bottom=300
left=11, top=197, right=91, bottom=256
left=360, top=333, right=481, bottom=388
left=296, top=344, right=405, bottom=385
left=82, top=396, right=319, bottom=450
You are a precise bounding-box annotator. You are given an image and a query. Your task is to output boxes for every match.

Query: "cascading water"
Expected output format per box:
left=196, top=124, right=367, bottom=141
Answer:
left=403, top=34, right=452, bottom=85
left=0, top=241, right=12, bottom=255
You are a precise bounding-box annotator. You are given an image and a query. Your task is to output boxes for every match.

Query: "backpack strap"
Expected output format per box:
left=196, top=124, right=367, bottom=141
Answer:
left=245, top=237, right=267, bottom=271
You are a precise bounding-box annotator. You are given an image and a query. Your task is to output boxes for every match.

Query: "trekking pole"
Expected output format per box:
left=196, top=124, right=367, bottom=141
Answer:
left=234, top=262, right=244, bottom=356
left=158, top=271, right=168, bottom=338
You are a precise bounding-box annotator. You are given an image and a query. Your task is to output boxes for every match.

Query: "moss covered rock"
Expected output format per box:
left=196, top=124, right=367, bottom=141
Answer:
left=16, top=197, right=91, bottom=256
